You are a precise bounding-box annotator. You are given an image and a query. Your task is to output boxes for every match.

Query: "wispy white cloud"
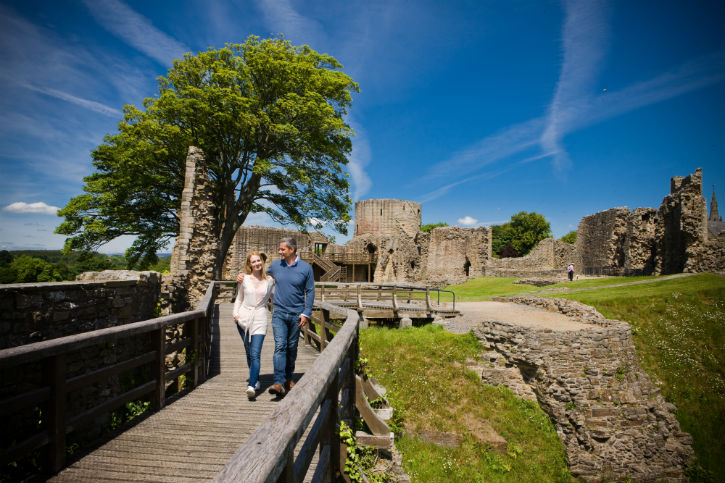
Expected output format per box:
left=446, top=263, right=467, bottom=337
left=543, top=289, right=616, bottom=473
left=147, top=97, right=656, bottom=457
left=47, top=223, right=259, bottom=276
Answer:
left=458, top=216, right=478, bottom=226
left=347, top=118, right=372, bottom=201
left=256, top=0, right=327, bottom=46
left=82, top=0, right=189, bottom=65
left=540, top=0, right=609, bottom=172
left=3, top=201, right=59, bottom=215
left=419, top=1, right=722, bottom=202
left=21, top=83, right=121, bottom=117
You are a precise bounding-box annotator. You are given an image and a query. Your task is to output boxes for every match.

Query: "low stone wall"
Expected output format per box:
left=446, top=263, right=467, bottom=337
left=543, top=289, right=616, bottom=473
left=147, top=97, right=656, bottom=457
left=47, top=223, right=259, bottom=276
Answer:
left=484, top=238, right=576, bottom=280
left=0, top=271, right=162, bottom=349
left=472, top=296, right=693, bottom=482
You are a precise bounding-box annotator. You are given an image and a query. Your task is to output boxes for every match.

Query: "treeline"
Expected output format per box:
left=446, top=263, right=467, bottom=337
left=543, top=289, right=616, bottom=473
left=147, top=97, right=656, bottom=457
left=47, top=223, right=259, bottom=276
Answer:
left=0, top=251, right=171, bottom=284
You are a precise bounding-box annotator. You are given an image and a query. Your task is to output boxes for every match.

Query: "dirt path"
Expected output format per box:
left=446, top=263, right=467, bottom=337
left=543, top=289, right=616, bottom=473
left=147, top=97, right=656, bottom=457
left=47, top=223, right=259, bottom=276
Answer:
left=444, top=301, right=595, bottom=334
left=442, top=273, right=703, bottom=334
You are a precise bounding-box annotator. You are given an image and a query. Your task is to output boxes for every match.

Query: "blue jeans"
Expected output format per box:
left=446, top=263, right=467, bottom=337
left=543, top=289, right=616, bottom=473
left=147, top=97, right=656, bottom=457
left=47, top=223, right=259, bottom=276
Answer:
left=271, top=311, right=301, bottom=385
left=236, top=324, right=265, bottom=387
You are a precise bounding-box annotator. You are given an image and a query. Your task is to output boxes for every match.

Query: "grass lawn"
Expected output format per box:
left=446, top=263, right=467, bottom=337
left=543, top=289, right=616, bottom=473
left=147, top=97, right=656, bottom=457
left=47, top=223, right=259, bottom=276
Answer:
left=360, top=325, right=572, bottom=483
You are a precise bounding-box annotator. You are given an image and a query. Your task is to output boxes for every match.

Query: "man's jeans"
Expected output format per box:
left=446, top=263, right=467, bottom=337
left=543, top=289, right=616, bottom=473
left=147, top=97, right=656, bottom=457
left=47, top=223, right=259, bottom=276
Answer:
left=271, top=310, right=301, bottom=385
left=236, top=324, right=265, bottom=387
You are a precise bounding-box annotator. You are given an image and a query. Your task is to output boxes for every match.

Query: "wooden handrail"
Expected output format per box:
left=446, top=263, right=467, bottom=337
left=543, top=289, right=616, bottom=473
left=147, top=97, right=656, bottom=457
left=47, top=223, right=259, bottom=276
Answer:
left=214, top=301, right=359, bottom=483
left=0, top=281, right=221, bottom=474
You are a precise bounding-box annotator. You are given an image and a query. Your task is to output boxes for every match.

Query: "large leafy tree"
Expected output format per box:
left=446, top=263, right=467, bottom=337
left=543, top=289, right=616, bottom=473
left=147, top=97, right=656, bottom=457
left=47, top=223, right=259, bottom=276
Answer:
left=57, top=37, right=359, bottom=275
left=491, top=211, right=551, bottom=258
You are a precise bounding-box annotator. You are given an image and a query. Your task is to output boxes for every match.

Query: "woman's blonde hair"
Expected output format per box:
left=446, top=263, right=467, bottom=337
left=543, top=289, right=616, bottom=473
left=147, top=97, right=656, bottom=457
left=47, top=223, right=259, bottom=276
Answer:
left=244, top=251, right=268, bottom=277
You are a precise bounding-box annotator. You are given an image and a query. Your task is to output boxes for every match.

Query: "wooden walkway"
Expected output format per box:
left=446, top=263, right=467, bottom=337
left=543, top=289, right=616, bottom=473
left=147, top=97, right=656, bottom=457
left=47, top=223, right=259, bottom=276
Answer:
left=49, top=303, right=320, bottom=483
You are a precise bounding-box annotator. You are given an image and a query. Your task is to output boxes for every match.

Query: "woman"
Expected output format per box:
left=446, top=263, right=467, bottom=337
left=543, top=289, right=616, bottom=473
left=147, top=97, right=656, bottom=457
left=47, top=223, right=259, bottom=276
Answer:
left=233, top=251, right=275, bottom=399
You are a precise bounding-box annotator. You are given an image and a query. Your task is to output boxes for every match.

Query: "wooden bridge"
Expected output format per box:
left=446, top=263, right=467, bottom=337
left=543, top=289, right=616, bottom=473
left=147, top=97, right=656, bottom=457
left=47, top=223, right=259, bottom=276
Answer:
left=1, top=281, right=437, bottom=482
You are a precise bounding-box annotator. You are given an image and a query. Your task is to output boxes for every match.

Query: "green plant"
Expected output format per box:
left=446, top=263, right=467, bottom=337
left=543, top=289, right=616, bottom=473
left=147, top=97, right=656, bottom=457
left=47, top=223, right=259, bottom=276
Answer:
left=565, top=401, right=576, bottom=411
left=340, top=420, right=390, bottom=483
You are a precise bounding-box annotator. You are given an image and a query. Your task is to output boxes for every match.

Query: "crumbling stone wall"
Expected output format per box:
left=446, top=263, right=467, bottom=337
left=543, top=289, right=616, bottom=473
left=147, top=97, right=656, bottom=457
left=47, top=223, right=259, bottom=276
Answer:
left=222, top=225, right=326, bottom=280
left=169, top=146, right=219, bottom=306
left=0, top=271, right=161, bottom=349
left=485, top=238, right=577, bottom=280
left=423, top=226, right=491, bottom=284
left=576, top=208, right=630, bottom=275
left=354, top=199, right=421, bottom=238
left=575, top=169, right=723, bottom=276
left=473, top=296, right=694, bottom=482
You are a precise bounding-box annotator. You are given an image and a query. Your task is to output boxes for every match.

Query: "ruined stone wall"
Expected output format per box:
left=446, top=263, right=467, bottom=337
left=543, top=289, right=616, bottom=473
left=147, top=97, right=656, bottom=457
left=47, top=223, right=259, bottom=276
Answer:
left=574, top=169, right=723, bottom=276
left=576, top=208, right=630, bottom=275
left=484, top=238, right=577, bottom=279
left=222, top=226, right=327, bottom=280
left=657, top=169, right=709, bottom=274
left=473, top=296, right=693, bottom=482
left=423, top=226, right=491, bottom=284
left=625, top=208, right=658, bottom=274
left=0, top=271, right=161, bottom=349
left=169, top=146, right=219, bottom=306
left=354, top=199, right=421, bottom=238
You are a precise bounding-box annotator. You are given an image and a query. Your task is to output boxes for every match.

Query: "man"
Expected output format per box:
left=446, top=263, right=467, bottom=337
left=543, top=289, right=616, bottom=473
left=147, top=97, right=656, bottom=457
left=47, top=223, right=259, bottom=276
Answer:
left=237, top=237, right=314, bottom=396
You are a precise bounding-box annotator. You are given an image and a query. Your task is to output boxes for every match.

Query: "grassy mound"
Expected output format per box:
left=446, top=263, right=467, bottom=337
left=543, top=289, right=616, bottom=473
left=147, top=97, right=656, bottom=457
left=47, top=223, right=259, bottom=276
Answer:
left=360, top=325, right=572, bottom=483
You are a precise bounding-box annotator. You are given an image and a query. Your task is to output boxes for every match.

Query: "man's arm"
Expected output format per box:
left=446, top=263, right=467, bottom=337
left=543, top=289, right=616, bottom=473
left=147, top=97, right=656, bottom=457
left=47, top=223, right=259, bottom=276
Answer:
left=301, top=264, right=315, bottom=319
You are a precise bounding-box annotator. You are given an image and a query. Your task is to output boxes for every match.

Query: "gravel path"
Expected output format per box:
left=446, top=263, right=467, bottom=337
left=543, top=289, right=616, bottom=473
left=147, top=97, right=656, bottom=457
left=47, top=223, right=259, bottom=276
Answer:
left=443, top=301, right=595, bottom=334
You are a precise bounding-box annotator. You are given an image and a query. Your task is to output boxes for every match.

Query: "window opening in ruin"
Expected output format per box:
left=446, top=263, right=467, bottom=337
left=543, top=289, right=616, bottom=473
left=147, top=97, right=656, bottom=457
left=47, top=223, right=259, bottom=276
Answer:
left=314, top=243, right=325, bottom=255
left=464, top=257, right=471, bottom=277
left=417, top=246, right=421, bottom=255
left=388, top=249, right=394, bottom=254
left=366, top=243, right=377, bottom=254
left=380, top=209, right=382, bottom=216
left=410, top=261, right=415, bottom=269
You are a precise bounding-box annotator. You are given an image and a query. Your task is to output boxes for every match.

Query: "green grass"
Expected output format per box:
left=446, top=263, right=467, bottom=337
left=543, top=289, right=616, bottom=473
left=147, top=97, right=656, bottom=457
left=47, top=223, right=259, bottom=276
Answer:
left=360, top=325, right=572, bottom=483
left=432, top=277, right=539, bottom=302
left=540, top=273, right=725, bottom=482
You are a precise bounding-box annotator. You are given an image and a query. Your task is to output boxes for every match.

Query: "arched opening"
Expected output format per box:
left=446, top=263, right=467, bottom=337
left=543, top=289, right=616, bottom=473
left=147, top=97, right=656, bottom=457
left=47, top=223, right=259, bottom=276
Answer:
left=464, top=257, right=471, bottom=277
left=366, top=243, right=377, bottom=254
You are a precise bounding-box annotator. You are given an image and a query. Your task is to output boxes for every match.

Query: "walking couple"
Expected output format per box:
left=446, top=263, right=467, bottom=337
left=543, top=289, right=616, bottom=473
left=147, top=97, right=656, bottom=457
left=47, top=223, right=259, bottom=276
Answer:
left=233, top=237, right=314, bottom=400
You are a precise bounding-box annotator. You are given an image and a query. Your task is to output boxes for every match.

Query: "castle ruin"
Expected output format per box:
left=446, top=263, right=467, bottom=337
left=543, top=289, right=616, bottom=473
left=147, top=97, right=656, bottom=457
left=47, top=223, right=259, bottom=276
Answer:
left=170, top=148, right=723, bottom=290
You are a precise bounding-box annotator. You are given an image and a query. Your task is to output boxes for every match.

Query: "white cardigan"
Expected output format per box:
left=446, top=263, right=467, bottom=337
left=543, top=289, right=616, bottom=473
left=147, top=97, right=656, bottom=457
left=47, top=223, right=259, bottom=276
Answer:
left=233, top=276, right=275, bottom=338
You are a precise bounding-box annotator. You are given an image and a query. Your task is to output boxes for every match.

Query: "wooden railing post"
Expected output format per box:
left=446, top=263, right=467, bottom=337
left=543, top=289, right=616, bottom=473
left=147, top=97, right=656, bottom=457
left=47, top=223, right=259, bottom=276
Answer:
left=191, top=316, right=200, bottom=387
left=46, top=354, right=67, bottom=473
left=392, top=285, right=398, bottom=312
left=153, top=328, right=165, bottom=411
left=320, top=369, right=340, bottom=482
left=425, top=287, right=432, bottom=314
left=356, top=284, right=362, bottom=310
left=322, top=309, right=331, bottom=350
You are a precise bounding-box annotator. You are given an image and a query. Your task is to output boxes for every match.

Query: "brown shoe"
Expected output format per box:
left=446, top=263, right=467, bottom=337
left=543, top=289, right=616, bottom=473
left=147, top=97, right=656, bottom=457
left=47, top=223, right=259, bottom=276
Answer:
left=268, top=383, right=286, bottom=396
left=285, top=380, right=295, bottom=391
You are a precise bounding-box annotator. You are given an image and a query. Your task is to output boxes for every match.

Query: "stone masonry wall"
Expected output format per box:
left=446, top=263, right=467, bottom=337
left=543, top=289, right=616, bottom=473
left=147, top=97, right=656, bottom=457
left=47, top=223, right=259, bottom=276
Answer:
left=472, top=296, right=693, bottom=482
left=169, top=146, right=219, bottom=307
left=485, top=238, right=577, bottom=280
left=576, top=208, right=630, bottom=275
left=423, top=226, right=491, bottom=284
left=354, top=199, right=421, bottom=238
left=0, top=271, right=161, bottom=349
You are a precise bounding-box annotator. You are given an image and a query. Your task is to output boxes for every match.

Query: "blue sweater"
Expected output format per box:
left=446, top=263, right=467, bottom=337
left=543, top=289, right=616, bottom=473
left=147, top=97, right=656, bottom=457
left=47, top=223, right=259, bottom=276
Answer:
left=267, top=257, right=315, bottom=318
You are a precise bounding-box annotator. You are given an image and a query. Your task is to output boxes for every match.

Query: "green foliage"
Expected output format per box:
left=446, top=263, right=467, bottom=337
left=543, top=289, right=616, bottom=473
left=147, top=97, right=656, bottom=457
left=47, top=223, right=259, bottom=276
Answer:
left=560, top=231, right=576, bottom=244
left=56, top=36, right=359, bottom=272
left=545, top=274, right=725, bottom=482
left=491, top=212, right=552, bottom=258
left=0, top=250, right=128, bottom=283
left=340, top=421, right=391, bottom=483
left=421, top=222, right=449, bottom=233
left=360, top=325, right=572, bottom=483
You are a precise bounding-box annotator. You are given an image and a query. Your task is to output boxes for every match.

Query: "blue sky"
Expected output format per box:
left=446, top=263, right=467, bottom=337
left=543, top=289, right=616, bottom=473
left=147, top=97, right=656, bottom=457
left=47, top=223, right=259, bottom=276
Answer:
left=1, top=0, right=723, bottom=253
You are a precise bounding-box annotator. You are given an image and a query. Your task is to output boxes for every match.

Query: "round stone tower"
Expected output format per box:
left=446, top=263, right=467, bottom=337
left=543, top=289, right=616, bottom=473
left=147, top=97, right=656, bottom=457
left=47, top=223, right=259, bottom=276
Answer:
left=354, top=199, right=421, bottom=237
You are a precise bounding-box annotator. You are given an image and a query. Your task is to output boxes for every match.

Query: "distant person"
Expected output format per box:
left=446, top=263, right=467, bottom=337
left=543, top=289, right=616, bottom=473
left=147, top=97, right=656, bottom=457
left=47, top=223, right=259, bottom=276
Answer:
left=234, top=251, right=275, bottom=400
left=567, top=263, right=575, bottom=282
left=237, top=237, right=314, bottom=397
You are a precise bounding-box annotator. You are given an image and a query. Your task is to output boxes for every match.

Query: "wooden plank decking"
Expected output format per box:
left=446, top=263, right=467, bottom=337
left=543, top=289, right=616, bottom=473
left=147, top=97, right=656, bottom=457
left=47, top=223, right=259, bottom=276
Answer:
left=49, top=303, right=321, bottom=483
